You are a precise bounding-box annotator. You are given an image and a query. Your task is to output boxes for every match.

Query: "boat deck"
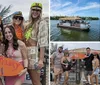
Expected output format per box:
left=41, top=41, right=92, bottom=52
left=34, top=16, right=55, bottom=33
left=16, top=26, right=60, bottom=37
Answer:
left=57, top=24, right=90, bottom=32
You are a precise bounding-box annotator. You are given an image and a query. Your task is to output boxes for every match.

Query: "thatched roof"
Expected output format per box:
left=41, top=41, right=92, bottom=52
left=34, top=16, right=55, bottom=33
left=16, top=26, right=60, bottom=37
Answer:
left=59, top=17, right=82, bottom=20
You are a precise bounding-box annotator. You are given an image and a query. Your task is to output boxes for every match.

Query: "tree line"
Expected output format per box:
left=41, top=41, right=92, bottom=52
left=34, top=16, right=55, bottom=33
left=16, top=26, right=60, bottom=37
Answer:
left=50, top=16, right=100, bottom=20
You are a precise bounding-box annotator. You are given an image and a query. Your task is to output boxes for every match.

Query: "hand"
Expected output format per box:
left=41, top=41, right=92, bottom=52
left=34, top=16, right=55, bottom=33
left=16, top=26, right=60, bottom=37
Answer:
left=38, top=60, right=44, bottom=69
left=18, top=68, right=27, bottom=76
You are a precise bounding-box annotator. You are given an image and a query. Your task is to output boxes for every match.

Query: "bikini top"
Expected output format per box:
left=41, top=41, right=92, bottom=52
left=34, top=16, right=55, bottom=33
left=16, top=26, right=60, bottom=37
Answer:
left=24, top=27, right=37, bottom=41
left=24, top=20, right=48, bottom=47
left=6, top=46, right=22, bottom=62
left=92, top=59, right=99, bottom=69
left=63, top=58, right=71, bottom=65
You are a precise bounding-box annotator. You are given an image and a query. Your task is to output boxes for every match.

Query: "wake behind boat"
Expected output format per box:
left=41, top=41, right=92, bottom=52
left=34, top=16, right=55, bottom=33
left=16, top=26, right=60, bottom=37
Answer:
left=57, top=17, right=90, bottom=32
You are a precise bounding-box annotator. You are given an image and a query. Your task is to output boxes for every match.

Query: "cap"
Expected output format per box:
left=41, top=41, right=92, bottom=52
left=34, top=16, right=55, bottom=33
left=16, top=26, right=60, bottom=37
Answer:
left=31, top=2, right=42, bottom=10
left=63, top=48, right=68, bottom=51
left=13, top=11, right=23, bottom=17
left=58, top=46, right=63, bottom=49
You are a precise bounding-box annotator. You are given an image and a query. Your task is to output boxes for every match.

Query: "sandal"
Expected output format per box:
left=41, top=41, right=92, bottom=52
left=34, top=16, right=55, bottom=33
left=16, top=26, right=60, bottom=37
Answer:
left=66, top=83, right=69, bottom=85
left=85, top=82, right=90, bottom=85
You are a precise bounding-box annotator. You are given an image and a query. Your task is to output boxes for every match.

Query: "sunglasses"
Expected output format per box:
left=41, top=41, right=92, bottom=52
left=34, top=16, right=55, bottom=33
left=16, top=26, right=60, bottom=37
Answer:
left=31, top=9, right=41, bottom=12
left=13, top=16, right=23, bottom=20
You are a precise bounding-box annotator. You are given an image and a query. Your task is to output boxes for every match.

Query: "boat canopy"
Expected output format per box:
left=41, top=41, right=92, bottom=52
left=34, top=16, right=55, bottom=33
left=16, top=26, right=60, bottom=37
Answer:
left=59, top=17, right=82, bottom=20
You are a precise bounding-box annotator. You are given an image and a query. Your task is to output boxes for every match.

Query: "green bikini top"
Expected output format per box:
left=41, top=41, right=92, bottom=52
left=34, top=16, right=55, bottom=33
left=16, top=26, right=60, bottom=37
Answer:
left=24, top=27, right=33, bottom=41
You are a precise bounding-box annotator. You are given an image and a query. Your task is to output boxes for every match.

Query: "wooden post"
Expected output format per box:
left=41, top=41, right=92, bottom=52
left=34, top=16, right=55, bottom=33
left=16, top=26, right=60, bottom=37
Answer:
left=76, top=59, right=81, bottom=84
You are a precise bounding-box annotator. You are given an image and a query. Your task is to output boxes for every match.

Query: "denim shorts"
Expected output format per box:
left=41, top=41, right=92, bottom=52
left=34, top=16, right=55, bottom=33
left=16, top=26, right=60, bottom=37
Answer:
left=93, top=68, right=99, bottom=75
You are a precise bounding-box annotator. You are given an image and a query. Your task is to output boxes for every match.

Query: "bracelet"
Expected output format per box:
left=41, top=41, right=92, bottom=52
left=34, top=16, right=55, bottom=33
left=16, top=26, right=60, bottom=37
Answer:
left=24, top=67, right=28, bottom=69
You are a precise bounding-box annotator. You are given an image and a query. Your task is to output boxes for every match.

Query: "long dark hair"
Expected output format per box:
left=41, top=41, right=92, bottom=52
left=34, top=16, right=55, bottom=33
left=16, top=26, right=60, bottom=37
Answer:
left=3, top=25, right=19, bottom=52
left=93, top=54, right=100, bottom=61
left=0, top=21, right=5, bottom=42
left=0, top=21, right=3, bottom=31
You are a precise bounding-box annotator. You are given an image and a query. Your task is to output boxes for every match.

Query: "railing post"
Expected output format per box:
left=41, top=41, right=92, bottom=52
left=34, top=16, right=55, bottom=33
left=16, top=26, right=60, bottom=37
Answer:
left=76, top=59, right=81, bottom=84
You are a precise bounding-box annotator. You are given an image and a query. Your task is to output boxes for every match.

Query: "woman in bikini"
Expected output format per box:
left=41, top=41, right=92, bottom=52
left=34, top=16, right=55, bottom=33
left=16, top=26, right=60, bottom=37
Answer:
left=90, top=53, right=100, bottom=85
left=24, top=2, right=48, bottom=85
left=3, top=25, right=28, bottom=85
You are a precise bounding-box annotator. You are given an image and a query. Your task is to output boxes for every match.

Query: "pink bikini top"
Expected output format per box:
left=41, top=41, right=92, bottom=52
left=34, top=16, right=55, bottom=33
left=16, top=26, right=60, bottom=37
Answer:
left=6, top=46, right=23, bottom=62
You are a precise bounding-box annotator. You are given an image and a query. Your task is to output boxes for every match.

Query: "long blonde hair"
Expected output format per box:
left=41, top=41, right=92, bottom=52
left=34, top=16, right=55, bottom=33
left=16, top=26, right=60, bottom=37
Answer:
left=25, top=9, right=42, bottom=36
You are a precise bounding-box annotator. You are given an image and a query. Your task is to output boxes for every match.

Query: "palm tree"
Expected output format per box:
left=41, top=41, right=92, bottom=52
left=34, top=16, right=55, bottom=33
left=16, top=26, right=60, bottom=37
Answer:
left=51, top=43, right=57, bottom=54
left=0, top=5, right=12, bottom=18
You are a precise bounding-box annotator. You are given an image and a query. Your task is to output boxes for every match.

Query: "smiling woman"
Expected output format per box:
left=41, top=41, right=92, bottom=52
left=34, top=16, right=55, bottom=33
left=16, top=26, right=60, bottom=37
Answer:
left=12, top=11, right=24, bottom=41
left=3, top=25, right=28, bottom=85
left=24, top=2, right=48, bottom=85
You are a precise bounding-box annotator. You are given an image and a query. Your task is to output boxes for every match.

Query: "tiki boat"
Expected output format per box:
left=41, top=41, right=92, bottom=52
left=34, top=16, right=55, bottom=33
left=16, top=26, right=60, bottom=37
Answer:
left=57, top=17, right=90, bottom=32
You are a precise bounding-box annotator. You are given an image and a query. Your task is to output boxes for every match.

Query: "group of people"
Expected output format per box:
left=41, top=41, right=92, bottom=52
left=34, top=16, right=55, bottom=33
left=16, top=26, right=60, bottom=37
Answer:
left=51, top=46, right=73, bottom=85
left=83, top=47, right=100, bottom=85
left=0, top=2, right=48, bottom=85
left=51, top=46, right=100, bottom=85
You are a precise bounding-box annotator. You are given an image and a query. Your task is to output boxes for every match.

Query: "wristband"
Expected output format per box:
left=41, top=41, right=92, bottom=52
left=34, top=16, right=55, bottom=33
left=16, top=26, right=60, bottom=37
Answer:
left=24, top=67, right=28, bottom=69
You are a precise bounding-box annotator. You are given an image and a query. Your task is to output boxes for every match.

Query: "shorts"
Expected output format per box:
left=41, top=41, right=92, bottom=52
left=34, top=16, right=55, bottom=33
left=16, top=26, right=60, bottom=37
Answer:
left=54, top=67, right=63, bottom=76
left=93, top=68, right=99, bottom=75
left=27, top=46, right=39, bottom=69
left=84, top=70, right=92, bottom=77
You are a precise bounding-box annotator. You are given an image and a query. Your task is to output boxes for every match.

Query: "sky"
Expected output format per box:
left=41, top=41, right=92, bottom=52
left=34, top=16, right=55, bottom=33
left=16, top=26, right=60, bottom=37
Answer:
left=0, top=0, right=49, bottom=20
left=52, top=42, right=100, bottom=50
left=50, top=0, right=100, bottom=17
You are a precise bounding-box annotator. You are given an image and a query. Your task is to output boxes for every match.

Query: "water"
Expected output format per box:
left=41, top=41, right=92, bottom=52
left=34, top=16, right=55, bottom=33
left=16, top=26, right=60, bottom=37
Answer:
left=50, top=20, right=100, bottom=41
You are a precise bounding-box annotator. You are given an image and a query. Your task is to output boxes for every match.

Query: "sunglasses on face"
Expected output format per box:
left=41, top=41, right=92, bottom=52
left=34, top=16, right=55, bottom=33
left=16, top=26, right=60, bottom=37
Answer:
left=31, top=9, right=41, bottom=12
left=13, top=16, right=23, bottom=20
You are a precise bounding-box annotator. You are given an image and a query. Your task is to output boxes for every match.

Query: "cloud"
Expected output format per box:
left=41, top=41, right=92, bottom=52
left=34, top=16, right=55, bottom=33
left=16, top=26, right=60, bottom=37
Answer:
left=0, top=0, right=49, bottom=20
left=55, top=43, right=100, bottom=50
left=51, top=3, right=61, bottom=8
left=62, top=2, right=72, bottom=7
left=51, top=0, right=100, bottom=16
left=79, top=2, right=100, bottom=11
left=51, top=1, right=72, bottom=9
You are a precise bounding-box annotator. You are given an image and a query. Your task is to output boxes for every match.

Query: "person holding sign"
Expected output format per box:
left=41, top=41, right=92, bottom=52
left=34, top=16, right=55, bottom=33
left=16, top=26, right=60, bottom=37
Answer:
left=24, top=2, right=48, bottom=85
left=3, top=25, right=28, bottom=85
